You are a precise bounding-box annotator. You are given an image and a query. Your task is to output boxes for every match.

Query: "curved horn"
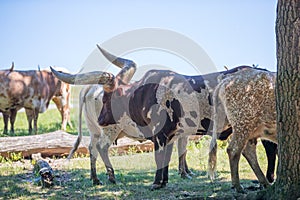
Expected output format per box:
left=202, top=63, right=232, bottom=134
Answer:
left=96, top=45, right=137, bottom=84
left=96, top=45, right=136, bottom=69
left=50, top=67, right=115, bottom=85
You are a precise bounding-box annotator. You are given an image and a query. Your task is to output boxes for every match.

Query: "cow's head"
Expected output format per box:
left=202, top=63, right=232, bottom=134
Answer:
left=51, top=45, right=136, bottom=126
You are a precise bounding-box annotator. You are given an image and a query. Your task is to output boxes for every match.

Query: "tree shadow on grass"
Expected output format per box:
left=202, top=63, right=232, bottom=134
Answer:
left=0, top=166, right=266, bottom=200
left=0, top=121, right=80, bottom=137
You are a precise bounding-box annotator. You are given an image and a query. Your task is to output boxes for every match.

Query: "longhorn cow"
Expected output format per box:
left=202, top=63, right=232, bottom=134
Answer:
left=67, top=84, right=192, bottom=185
left=0, top=66, right=72, bottom=134
left=51, top=45, right=277, bottom=190
left=208, top=68, right=277, bottom=193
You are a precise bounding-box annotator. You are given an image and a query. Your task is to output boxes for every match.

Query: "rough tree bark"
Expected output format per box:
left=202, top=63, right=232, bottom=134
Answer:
left=272, top=0, right=300, bottom=199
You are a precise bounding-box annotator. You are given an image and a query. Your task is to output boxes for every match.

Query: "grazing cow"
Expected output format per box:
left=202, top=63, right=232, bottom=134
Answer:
left=51, top=45, right=277, bottom=190
left=0, top=108, right=18, bottom=134
left=50, top=74, right=73, bottom=131
left=0, top=66, right=72, bottom=134
left=67, top=85, right=192, bottom=185
left=0, top=63, right=17, bottom=134
left=208, top=68, right=277, bottom=193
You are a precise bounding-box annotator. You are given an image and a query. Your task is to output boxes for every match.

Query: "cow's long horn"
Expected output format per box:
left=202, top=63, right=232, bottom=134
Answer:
left=96, top=45, right=137, bottom=84
left=50, top=67, right=115, bottom=85
left=96, top=45, right=136, bottom=69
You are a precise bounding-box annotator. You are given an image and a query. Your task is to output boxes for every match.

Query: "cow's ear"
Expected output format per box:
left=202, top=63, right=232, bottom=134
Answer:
left=114, top=87, right=123, bottom=97
left=103, top=78, right=116, bottom=93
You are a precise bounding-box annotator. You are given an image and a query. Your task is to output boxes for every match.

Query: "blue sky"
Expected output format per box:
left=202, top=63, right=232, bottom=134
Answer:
left=0, top=1, right=277, bottom=75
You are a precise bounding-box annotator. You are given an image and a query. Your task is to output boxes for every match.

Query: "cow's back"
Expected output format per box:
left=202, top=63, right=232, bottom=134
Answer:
left=217, top=68, right=277, bottom=141
left=0, top=70, right=40, bottom=110
left=129, top=70, right=209, bottom=141
left=0, top=70, right=60, bottom=113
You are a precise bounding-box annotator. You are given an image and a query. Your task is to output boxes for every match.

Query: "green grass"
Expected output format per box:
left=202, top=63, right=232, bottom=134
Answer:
left=0, top=136, right=270, bottom=200
left=0, top=86, right=272, bottom=199
left=0, top=108, right=83, bottom=136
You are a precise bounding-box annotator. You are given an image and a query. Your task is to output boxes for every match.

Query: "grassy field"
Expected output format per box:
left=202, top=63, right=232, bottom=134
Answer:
left=0, top=136, right=269, bottom=199
left=0, top=86, right=271, bottom=199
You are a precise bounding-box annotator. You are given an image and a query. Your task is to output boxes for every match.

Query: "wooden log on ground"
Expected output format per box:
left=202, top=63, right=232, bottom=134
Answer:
left=0, top=131, right=202, bottom=158
left=0, top=131, right=90, bottom=158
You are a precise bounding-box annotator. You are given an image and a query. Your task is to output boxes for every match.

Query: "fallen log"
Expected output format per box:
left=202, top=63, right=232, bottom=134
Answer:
left=0, top=131, right=90, bottom=158
left=0, top=131, right=202, bottom=158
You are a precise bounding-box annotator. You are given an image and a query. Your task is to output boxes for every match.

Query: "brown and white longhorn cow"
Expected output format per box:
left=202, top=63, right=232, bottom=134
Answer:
left=51, top=45, right=277, bottom=190
left=68, top=84, right=192, bottom=185
left=0, top=66, right=72, bottom=134
left=208, top=68, right=277, bottom=193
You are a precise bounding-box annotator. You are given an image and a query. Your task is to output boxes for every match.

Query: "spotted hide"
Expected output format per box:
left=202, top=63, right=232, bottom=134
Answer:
left=67, top=84, right=192, bottom=185
left=208, top=68, right=277, bottom=193
left=0, top=66, right=72, bottom=134
left=51, top=45, right=277, bottom=190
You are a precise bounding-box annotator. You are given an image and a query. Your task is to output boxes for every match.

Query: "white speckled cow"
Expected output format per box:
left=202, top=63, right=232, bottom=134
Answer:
left=0, top=66, right=72, bottom=134
left=208, top=68, right=277, bottom=193
left=67, top=84, right=192, bottom=185
left=51, top=45, right=276, bottom=190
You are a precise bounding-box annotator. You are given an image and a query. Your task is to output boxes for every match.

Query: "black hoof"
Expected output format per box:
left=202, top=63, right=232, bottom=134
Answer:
left=232, top=185, right=246, bottom=194
left=93, top=179, right=103, bottom=185
left=108, top=177, right=116, bottom=184
left=188, top=170, right=195, bottom=176
left=150, top=181, right=168, bottom=190
left=181, top=173, right=192, bottom=179
left=151, top=183, right=163, bottom=191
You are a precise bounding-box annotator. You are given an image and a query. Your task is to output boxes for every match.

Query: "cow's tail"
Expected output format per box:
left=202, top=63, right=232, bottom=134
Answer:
left=67, top=86, right=90, bottom=159
left=207, top=80, right=226, bottom=181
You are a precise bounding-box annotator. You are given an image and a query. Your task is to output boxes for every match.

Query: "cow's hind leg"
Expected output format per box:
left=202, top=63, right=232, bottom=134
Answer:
left=89, top=134, right=102, bottom=185
left=2, top=112, right=9, bottom=134
left=178, top=136, right=192, bottom=179
left=9, top=109, right=17, bottom=134
left=151, top=139, right=173, bottom=190
left=262, top=140, right=277, bottom=183
left=242, top=139, right=271, bottom=188
left=208, top=139, right=218, bottom=180
left=33, top=109, right=39, bottom=134
left=96, top=131, right=117, bottom=184
left=226, top=134, right=247, bottom=193
left=25, top=109, right=33, bottom=134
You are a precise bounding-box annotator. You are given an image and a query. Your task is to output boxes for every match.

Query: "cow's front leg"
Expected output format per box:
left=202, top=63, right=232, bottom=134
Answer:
left=151, top=139, right=173, bottom=190
left=177, top=136, right=192, bottom=179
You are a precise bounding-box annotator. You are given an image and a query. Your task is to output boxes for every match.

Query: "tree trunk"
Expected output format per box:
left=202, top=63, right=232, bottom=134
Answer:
left=273, top=0, right=300, bottom=199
